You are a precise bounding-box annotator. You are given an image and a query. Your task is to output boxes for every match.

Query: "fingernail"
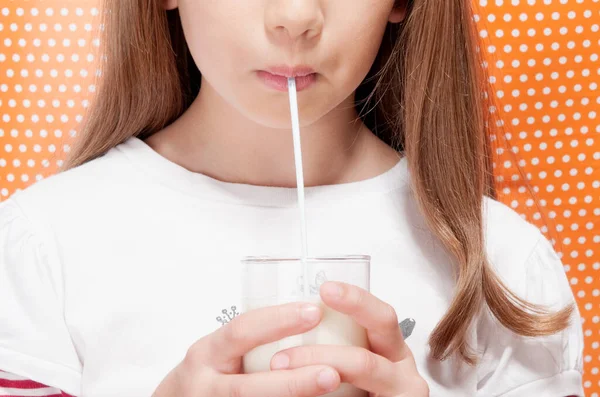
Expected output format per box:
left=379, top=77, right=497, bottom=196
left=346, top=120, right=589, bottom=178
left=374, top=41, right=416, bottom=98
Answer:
left=321, top=282, right=343, bottom=299
left=317, top=368, right=337, bottom=391
left=271, top=353, right=289, bottom=370
left=300, top=304, right=321, bottom=323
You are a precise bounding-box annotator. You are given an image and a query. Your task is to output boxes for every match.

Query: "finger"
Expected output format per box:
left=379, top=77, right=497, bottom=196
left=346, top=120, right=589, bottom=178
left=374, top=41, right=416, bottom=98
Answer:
left=320, top=282, right=408, bottom=361
left=216, top=365, right=340, bottom=397
left=271, top=345, right=401, bottom=396
left=207, top=302, right=322, bottom=367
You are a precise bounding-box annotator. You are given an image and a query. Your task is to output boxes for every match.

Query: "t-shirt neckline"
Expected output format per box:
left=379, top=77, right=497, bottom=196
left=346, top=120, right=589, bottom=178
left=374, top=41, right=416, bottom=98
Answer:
left=116, top=136, right=410, bottom=208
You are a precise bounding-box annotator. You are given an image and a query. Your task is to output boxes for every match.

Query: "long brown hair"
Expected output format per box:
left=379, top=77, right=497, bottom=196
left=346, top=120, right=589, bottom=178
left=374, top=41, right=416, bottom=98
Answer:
left=64, top=0, right=574, bottom=364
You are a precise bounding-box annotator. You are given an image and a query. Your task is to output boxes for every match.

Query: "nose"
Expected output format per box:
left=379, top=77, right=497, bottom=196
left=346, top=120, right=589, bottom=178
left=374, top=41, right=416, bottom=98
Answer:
left=265, top=0, right=324, bottom=45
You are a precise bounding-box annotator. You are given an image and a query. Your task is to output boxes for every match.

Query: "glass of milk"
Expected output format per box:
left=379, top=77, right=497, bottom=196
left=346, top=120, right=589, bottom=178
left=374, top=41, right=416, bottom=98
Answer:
left=241, top=255, right=370, bottom=397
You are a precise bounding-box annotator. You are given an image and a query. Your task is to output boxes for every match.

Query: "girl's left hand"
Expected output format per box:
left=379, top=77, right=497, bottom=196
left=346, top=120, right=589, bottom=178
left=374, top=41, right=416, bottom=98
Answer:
left=269, top=281, right=430, bottom=397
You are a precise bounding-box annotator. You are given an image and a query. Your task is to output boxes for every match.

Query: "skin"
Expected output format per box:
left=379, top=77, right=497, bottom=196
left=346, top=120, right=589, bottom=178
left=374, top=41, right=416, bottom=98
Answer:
left=149, top=1, right=429, bottom=396
left=147, top=0, right=404, bottom=188
left=153, top=282, right=429, bottom=397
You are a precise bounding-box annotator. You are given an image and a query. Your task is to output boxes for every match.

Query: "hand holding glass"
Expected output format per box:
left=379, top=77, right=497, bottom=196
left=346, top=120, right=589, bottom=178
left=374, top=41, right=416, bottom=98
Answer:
left=241, top=256, right=371, bottom=397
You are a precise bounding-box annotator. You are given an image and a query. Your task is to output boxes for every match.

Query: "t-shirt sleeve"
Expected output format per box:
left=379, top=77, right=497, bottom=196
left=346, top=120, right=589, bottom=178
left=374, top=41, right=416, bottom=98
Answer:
left=476, top=234, right=585, bottom=397
left=0, top=199, right=82, bottom=396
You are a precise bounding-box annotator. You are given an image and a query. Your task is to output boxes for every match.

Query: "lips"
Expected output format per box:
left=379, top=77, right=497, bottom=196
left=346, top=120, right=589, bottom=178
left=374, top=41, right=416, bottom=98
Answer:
left=257, top=70, right=318, bottom=92
left=265, top=65, right=316, bottom=78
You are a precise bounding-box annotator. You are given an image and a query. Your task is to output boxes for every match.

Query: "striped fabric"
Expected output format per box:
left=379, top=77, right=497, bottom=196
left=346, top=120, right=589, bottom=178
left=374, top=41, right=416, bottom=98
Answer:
left=0, top=371, right=74, bottom=397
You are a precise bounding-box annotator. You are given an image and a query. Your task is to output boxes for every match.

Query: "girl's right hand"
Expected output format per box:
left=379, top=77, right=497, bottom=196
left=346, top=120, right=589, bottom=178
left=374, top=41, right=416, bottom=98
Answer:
left=152, top=302, right=341, bottom=397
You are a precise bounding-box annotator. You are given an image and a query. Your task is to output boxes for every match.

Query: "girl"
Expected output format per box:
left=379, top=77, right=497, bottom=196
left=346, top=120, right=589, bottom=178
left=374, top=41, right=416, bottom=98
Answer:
left=0, top=0, right=584, bottom=396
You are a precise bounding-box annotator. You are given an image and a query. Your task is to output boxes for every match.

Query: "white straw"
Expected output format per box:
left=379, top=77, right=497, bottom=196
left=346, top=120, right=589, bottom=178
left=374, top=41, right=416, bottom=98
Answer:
left=287, top=77, right=309, bottom=298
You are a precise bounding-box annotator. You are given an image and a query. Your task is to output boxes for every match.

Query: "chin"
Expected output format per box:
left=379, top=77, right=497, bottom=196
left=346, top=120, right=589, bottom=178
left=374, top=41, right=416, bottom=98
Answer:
left=241, top=99, right=332, bottom=130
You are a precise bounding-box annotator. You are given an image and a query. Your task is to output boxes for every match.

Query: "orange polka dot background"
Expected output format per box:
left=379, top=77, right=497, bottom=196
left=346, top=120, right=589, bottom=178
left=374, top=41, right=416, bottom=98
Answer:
left=0, top=0, right=599, bottom=393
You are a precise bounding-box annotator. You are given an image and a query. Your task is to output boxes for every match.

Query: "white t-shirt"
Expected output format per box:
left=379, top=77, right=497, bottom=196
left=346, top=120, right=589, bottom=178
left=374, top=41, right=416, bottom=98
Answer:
left=0, top=137, right=584, bottom=397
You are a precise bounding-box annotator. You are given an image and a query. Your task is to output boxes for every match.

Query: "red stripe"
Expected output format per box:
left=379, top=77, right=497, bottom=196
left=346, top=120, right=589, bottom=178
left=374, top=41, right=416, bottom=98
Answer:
left=0, top=378, right=50, bottom=388
left=0, top=371, right=77, bottom=396
left=0, top=390, right=73, bottom=397
left=0, top=390, right=75, bottom=397
left=0, top=391, right=75, bottom=397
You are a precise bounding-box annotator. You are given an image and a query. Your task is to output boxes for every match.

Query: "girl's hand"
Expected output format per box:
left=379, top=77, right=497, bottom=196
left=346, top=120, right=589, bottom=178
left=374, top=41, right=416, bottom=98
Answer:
left=152, top=302, right=341, bottom=397
left=270, top=282, right=430, bottom=397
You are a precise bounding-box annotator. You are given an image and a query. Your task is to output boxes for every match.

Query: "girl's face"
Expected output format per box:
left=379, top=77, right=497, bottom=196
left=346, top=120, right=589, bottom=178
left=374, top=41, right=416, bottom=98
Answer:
left=164, top=1, right=405, bottom=128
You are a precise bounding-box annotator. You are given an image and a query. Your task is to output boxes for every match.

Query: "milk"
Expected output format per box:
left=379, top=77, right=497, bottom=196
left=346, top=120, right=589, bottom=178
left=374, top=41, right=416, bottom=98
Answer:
left=243, top=297, right=369, bottom=397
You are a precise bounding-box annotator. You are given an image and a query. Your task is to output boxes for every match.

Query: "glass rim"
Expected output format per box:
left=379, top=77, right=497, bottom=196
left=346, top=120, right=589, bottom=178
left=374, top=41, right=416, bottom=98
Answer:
left=241, top=255, right=371, bottom=264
